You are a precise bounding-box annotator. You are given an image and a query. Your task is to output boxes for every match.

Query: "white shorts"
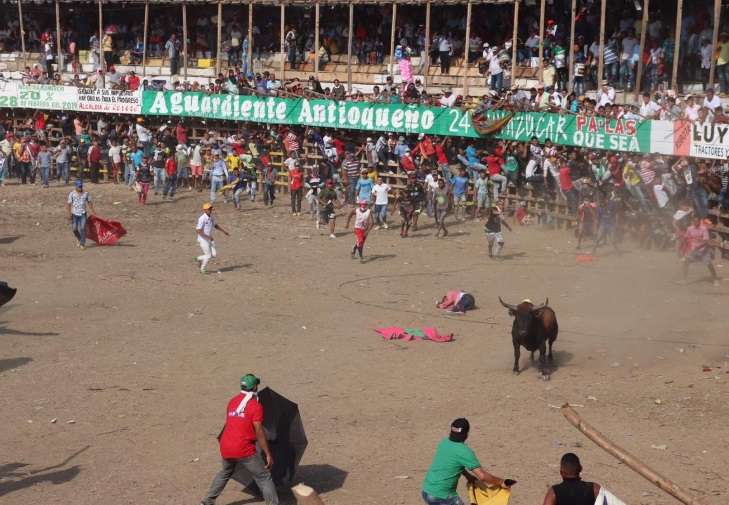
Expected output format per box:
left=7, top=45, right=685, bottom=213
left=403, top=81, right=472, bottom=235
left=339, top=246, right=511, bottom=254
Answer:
left=485, top=232, right=503, bottom=244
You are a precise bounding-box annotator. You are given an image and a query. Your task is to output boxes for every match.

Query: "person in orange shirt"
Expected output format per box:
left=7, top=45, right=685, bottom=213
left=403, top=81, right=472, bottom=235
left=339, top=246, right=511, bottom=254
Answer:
left=162, top=153, right=178, bottom=199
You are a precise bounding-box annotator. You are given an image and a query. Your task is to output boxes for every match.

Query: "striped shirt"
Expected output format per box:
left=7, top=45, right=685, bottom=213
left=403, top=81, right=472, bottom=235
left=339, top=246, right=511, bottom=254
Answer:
left=638, top=161, right=655, bottom=185
left=283, top=132, right=300, bottom=154
left=343, top=159, right=361, bottom=180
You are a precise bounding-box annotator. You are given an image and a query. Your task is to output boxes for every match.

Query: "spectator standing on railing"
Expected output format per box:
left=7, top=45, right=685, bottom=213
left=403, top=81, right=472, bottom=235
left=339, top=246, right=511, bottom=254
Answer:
left=165, top=33, right=180, bottom=76
left=437, top=33, right=452, bottom=74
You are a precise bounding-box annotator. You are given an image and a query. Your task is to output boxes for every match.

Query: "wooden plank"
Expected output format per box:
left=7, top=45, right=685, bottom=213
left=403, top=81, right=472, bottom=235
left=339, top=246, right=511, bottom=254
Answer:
left=634, top=0, right=649, bottom=100
left=55, top=0, right=63, bottom=71
left=424, top=1, right=431, bottom=85
left=567, top=0, right=576, bottom=93
left=597, top=0, right=606, bottom=86
left=215, top=1, right=222, bottom=75
left=98, top=0, right=104, bottom=81
left=183, top=2, right=188, bottom=79
left=511, top=0, right=519, bottom=88
left=314, top=1, right=320, bottom=76
left=347, top=2, right=354, bottom=91
left=142, top=0, right=149, bottom=76
left=462, top=0, right=472, bottom=94
left=538, top=0, right=545, bottom=81
left=248, top=1, right=254, bottom=71
left=709, top=0, right=721, bottom=88
left=389, top=3, right=397, bottom=77
left=280, top=4, right=286, bottom=79
left=18, top=0, right=26, bottom=66
left=671, top=0, right=683, bottom=91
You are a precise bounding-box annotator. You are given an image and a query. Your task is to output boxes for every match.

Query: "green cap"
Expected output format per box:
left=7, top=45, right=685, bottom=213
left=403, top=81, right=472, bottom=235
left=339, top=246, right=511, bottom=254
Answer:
left=240, top=374, right=260, bottom=391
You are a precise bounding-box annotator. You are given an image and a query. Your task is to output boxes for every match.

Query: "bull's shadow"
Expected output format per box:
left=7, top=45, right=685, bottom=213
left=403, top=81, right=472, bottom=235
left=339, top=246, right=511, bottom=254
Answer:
left=516, top=349, right=574, bottom=376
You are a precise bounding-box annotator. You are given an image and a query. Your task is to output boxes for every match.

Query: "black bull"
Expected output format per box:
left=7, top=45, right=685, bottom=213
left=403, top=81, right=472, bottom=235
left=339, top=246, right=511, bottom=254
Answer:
left=499, top=297, right=558, bottom=375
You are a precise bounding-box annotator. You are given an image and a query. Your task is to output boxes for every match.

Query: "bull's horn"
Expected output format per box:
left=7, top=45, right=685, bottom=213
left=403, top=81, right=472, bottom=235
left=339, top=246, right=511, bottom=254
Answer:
left=498, top=297, right=517, bottom=311
left=533, top=298, right=549, bottom=310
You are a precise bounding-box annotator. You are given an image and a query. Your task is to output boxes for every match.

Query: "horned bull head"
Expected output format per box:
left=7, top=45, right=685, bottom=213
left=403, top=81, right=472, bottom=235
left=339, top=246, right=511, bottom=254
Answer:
left=499, top=297, right=549, bottom=339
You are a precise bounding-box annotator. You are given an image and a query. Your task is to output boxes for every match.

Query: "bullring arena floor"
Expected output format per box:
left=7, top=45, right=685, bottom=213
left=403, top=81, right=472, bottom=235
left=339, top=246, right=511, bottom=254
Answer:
left=1, top=183, right=728, bottom=505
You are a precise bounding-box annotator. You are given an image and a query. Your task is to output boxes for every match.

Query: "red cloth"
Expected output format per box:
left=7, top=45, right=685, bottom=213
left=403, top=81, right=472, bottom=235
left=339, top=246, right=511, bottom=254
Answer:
left=289, top=170, right=303, bottom=190
left=164, top=158, right=177, bottom=176
left=354, top=228, right=367, bottom=248
left=219, top=394, right=263, bottom=459
left=85, top=215, right=127, bottom=245
left=127, top=75, right=140, bottom=91
left=436, top=290, right=461, bottom=309
left=374, top=327, right=453, bottom=343
left=558, top=165, right=573, bottom=191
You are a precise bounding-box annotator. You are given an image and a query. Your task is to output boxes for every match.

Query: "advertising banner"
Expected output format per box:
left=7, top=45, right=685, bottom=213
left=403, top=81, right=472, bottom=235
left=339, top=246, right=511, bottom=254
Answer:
left=77, top=87, right=141, bottom=114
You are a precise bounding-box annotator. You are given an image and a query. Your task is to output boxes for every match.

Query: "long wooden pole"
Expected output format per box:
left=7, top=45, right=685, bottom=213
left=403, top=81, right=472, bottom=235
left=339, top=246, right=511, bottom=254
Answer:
left=55, top=0, right=63, bottom=72
left=389, top=3, right=397, bottom=78
left=463, top=0, right=472, bottom=95
left=18, top=0, right=26, bottom=66
left=248, top=1, right=254, bottom=72
left=672, top=0, right=683, bottom=90
left=280, top=4, right=286, bottom=80
left=347, top=2, right=354, bottom=92
left=215, top=1, right=222, bottom=75
left=597, top=0, right=606, bottom=86
left=511, top=0, right=519, bottom=89
left=538, top=0, right=545, bottom=81
left=292, top=484, right=326, bottom=505
left=424, top=1, right=431, bottom=86
left=634, top=0, right=649, bottom=100
left=182, top=2, right=188, bottom=80
left=567, top=0, right=576, bottom=93
left=561, top=405, right=703, bottom=505
left=709, top=0, right=721, bottom=88
left=314, top=2, right=320, bottom=76
left=98, top=0, right=104, bottom=85
left=142, top=0, right=149, bottom=76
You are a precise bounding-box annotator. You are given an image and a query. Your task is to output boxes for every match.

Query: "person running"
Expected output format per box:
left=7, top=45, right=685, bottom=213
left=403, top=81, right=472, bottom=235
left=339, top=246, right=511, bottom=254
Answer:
left=135, top=157, right=153, bottom=205
left=434, top=178, right=450, bottom=238
left=195, top=202, right=230, bottom=274
left=422, top=418, right=514, bottom=505
left=473, top=171, right=491, bottom=219
left=451, top=169, right=470, bottom=221
left=372, top=176, right=391, bottom=229
left=542, top=453, right=601, bottom=505
left=591, top=191, right=620, bottom=255
left=484, top=205, right=512, bottom=258
left=681, top=215, right=720, bottom=286
left=305, top=171, right=322, bottom=222
left=200, top=374, right=279, bottom=505
left=397, top=174, right=420, bottom=238
left=319, top=179, right=339, bottom=238
left=66, top=179, right=95, bottom=250
left=346, top=200, right=374, bottom=262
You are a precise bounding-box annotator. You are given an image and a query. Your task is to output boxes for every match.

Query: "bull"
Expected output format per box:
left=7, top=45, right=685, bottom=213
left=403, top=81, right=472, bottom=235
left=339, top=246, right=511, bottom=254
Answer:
left=499, top=297, right=558, bottom=377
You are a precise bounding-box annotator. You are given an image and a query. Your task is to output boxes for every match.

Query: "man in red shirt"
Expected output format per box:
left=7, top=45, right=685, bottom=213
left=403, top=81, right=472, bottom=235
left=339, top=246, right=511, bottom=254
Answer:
left=126, top=71, right=140, bottom=91
left=682, top=217, right=720, bottom=287
left=87, top=139, right=102, bottom=183
left=484, top=145, right=507, bottom=201
left=162, top=153, right=178, bottom=199
left=200, top=374, right=279, bottom=505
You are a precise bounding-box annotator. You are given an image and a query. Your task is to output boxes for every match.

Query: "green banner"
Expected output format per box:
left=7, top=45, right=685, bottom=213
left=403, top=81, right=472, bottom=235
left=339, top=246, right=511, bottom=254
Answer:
left=487, top=110, right=652, bottom=153
left=142, top=90, right=478, bottom=138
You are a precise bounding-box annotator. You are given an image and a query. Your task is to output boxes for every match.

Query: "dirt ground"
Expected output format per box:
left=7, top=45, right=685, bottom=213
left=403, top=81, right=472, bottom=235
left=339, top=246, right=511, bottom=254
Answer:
left=1, top=182, right=728, bottom=505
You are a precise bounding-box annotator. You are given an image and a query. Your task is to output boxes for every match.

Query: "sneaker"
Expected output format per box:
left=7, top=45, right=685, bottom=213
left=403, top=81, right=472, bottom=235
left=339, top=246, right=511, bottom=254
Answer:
left=329, top=234, right=336, bottom=239
left=383, top=223, right=389, bottom=229
left=374, top=225, right=381, bottom=230
left=200, top=269, right=209, bottom=275
left=79, top=245, right=86, bottom=251
left=316, top=221, right=321, bottom=230
left=194, top=256, right=200, bottom=263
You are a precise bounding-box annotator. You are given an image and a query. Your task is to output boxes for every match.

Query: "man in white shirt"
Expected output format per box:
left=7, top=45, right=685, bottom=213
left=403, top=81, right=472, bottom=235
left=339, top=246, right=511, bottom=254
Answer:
left=620, top=30, right=638, bottom=90
left=195, top=202, right=229, bottom=274
left=639, top=92, right=661, bottom=119
left=439, top=89, right=457, bottom=108
left=703, top=87, right=722, bottom=112
left=701, top=39, right=713, bottom=84
left=683, top=95, right=700, bottom=121
left=488, top=47, right=504, bottom=92
left=371, top=177, right=391, bottom=229
left=596, top=81, right=615, bottom=108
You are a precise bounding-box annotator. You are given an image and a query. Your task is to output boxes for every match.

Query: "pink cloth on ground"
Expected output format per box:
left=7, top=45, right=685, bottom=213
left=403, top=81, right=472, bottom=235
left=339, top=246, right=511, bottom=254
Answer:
left=374, top=327, right=453, bottom=343
left=436, top=290, right=462, bottom=309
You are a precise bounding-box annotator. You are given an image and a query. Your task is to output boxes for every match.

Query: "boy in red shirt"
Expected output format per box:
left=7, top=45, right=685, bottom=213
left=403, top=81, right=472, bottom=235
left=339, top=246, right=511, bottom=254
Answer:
left=200, top=374, right=279, bottom=505
left=162, top=152, right=178, bottom=199
left=289, top=164, right=304, bottom=215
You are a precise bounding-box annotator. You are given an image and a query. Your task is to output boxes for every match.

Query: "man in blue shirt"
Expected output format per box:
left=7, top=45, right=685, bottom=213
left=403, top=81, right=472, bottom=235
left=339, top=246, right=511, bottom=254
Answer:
left=210, top=153, right=229, bottom=204
left=393, top=136, right=409, bottom=159
left=450, top=169, right=470, bottom=221
left=456, top=143, right=486, bottom=180
left=129, top=145, right=144, bottom=187
left=355, top=171, right=374, bottom=203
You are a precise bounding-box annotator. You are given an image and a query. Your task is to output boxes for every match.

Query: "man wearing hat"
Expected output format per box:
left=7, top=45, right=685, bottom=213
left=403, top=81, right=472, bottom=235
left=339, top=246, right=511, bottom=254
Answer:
left=195, top=202, right=230, bottom=274
left=422, top=418, right=514, bottom=505
left=200, top=374, right=279, bottom=505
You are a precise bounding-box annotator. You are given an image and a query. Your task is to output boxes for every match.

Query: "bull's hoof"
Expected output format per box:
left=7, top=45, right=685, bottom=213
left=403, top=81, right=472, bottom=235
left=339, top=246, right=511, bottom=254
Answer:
left=540, top=373, right=551, bottom=381
left=512, top=369, right=520, bottom=375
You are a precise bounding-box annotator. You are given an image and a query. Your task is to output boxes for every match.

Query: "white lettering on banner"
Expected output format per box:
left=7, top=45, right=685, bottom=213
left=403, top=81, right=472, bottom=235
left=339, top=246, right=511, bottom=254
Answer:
left=184, top=94, right=200, bottom=113
left=297, top=100, right=312, bottom=122
left=275, top=101, right=287, bottom=120
left=149, top=92, right=168, bottom=114
left=421, top=110, right=435, bottom=129
left=241, top=100, right=252, bottom=118
left=170, top=92, right=183, bottom=114
left=221, top=96, right=232, bottom=117
left=347, top=106, right=360, bottom=125
left=692, top=122, right=729, bottom=144
left=361, top=108, right=374, bottom=129
left=690, top=143, right=729, bottom=159
left=374, top=108, right=390, bottom=128
left=392, top=109, right=404, bottom=128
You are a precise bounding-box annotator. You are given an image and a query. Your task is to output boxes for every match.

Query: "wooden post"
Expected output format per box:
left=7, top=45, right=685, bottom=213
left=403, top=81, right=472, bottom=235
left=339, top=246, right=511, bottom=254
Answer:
left=672, top=0, right=683, bottom=90
left=347, top=2, right=354, bottom=92
left=562, top=405, right=704, bottom=505
left=215, top=1, right=222, bottom=75
left=182, top=2, right=188, bottom=80
left=634, top=0, right=649, bottom=100
left=511, top=0, right=519, bottom=89
left=389, top=3, right=397, bottom=77
left=314, top=1, right=320, bottom=76
left=280, top=4, right=286, bottom=79
left=567, top=0, right=576, bottom=93
left=248, top=1, right=254, bottom=72
left=462, top=0, right=472, bottom=95
left=55, top=0, right=63, bottom=72
left=424, top=1, right=431, bottom=85
left=292, top=484, right=326, bottom=505
left=709, top=0, right=721, bottom=88
left=538, top=0, right=545, bottom=81
left=142, top=0, right=149, bottom=76
left=18, top=0, right=26, bottom=66
left=597, top=0, right=606, bottom=86
left=98, top=0, right=104, bottom=85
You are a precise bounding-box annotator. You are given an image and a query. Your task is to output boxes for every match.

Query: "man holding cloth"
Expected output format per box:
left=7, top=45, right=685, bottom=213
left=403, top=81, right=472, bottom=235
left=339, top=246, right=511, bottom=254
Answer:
left=201, top=374, right=278, bottom=505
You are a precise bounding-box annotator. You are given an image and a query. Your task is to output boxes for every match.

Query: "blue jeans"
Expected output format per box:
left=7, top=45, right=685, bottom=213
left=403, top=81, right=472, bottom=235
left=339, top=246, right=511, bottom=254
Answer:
left=163, top=173, right=177, bottom=197
left=210, top=175, right=225, bottom=203
left=421, top=491, right=464, bottom=505
left=346, top=183, right=357, bottom=204
left=71, top=213, right=87, bottom=246
left=56, top=161, right=69, bottom=184
left=718, top=64, right=729, bottom=95
left=620, top=60, right=634, bottom=90
left=153, top=167, right=165, bottom=193
left=374, top=204, right=388, bottom=224
left=490, top=72, right=503, bottom=92
left=40, top=165, right=50, bottom=186
left=0, top=159, right=7, bottom=184
left=692, top=184, right=709, bottom=217
left=125, top=162, right=136, bottom=186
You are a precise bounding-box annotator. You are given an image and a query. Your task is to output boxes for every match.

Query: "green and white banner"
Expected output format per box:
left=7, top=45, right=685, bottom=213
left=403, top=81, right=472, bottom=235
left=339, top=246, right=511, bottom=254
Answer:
left=0, top=82, right=141, bottom=114
left=142, top=90, right=478, bottom=137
